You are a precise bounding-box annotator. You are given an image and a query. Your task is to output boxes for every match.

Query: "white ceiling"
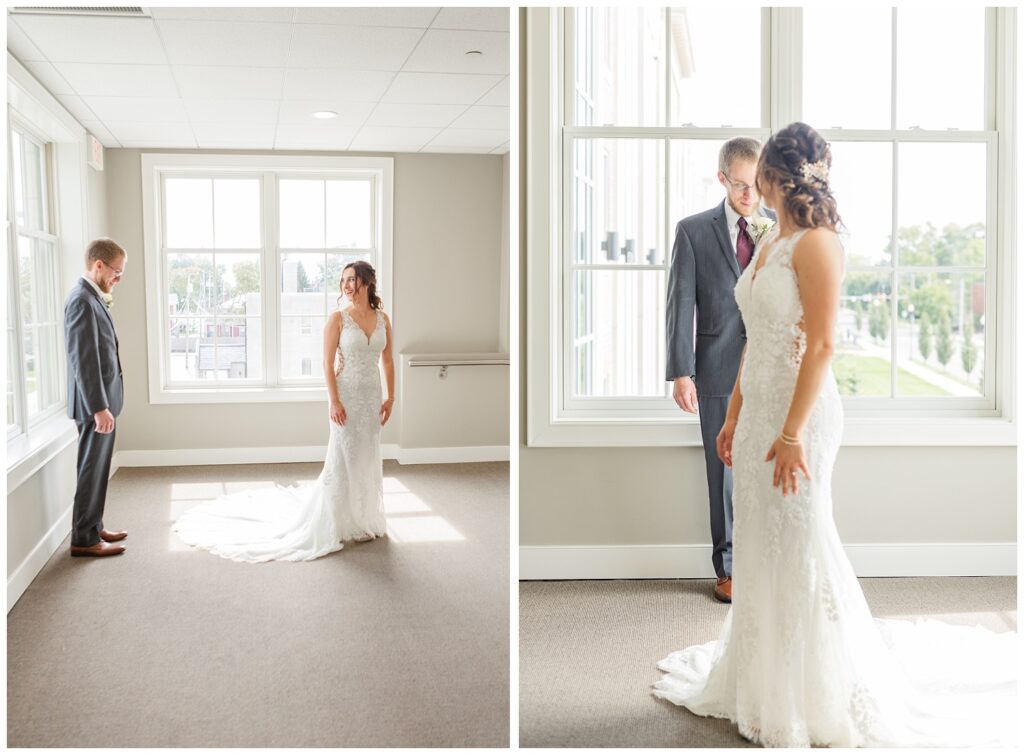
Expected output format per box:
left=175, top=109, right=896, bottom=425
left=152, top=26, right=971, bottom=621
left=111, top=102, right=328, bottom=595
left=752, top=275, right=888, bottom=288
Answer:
left=6, top=6, right=510, bottom=154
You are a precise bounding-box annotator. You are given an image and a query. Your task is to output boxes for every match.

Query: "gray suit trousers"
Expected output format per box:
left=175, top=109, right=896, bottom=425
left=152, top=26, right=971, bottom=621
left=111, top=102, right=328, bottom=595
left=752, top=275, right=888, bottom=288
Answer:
left=71, top=419, right=114, bottom=547
left=697, top=395, right=733, bottom=579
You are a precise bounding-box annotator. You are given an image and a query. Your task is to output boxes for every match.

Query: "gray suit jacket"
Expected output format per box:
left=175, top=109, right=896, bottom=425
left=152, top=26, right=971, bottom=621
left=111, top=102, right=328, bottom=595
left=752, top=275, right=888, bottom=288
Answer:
left=65, top=278, right=123, bottom=421
left=666, top=200, right=775, bottom=397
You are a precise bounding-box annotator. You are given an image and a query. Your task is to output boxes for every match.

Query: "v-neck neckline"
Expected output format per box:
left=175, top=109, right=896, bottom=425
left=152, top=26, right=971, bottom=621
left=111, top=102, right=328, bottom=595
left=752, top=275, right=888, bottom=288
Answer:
left=346, top=308, right=377, bottom=344
left=751, top=229, right=800, bottom=285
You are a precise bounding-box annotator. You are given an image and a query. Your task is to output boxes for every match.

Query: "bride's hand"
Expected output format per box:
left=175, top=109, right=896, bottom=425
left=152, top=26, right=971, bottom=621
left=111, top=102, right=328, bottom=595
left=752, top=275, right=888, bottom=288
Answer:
left=380, top=398, right=394, bottom=426
left=716, top=418, right=737, bottom=467
left=765, top=437, right=811, bottom=496
left=330, top=400, right=346, bottom=426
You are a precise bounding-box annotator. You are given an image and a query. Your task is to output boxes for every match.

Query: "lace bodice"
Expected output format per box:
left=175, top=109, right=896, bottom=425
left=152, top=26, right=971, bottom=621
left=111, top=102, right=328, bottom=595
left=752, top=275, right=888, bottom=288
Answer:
left=338, top=307, right=386, bottom=378
left=734, top=227, right=810, bottom=387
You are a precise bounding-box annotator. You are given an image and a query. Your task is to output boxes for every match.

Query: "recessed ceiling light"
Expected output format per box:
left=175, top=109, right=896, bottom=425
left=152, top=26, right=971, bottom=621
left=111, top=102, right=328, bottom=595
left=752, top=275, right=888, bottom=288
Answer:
left=312, top=111, right=338, bottom=119
left=465, top=50, right=483, bottom=56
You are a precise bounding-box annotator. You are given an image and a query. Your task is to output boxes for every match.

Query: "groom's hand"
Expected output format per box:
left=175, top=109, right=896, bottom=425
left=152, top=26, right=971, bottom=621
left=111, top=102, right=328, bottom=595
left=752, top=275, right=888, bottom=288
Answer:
left=94, top=409, right=115, bottom=434
left=672, top=376, right=698, bottom=414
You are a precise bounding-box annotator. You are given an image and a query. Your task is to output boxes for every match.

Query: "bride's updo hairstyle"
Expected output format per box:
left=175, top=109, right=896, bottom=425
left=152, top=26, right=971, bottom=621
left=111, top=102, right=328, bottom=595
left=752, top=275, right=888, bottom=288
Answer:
left=339, top=260, right=383, bottom=310
left=756, top=122, right=842, bottom=232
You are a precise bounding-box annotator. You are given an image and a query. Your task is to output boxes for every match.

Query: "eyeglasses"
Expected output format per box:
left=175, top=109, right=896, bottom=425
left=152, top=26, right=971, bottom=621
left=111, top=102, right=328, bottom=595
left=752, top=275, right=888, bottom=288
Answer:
left=101, top=260, right=124, bottom=277
left=722, top=175, right=756, bottom=195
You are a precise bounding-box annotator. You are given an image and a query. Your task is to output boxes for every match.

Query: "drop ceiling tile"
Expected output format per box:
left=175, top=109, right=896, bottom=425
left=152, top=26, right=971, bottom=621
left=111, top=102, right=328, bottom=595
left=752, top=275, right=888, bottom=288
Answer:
left=82, top=96, right=189, bottom=123
left=23, top=61, right=76, bottom=95
left=172, top=66, right=285, bottom=100
left=54, top=63, right=179, bottom=97
left=281, top=68, right=394, bottom=102
left=274, top=124, right=359, bottom=150
left=7, top=20, right=48, bottom=62
left=418, top=144, right=494, bottom=154
left=79, top=120, right=121, bottom=148
left=120, top=139, right=198, bottom=148
left=475, top=76, right=509, bottom=107
left=402, top=30, right=508, bottom=75
left=449, top=106, right=508, bottom=131
left=157, top=19, right=292, bottom=67
left=432, top=8, right=510, bottom=32
left=427, top=128, right=507, bottom=151
left=192, top=123, right=277, bottom=148
left=12, top=16, right=167, bottom=64
left=150, top=7, right=295, bottom=23
left=366, top=103, right=467, bottom=128
left=292, top=7, right=440, bottom=28
left=382, top=72, right=503, bottom=105
left=277, top=100, right=375, bottom=126
left=350, top=126, right=442, bottom=151
left=56, top=95, right=101, bottom=123
left=104, top=121, right=197, bottom=144
left=287, top=24, right=423, bottom=70
left=183, top=98, right=280, bottom=124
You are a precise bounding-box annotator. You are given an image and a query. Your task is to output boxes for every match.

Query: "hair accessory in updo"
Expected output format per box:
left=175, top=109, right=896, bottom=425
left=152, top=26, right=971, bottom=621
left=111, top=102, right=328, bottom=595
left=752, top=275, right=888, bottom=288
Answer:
left=800, top=159, right=830, bottom=185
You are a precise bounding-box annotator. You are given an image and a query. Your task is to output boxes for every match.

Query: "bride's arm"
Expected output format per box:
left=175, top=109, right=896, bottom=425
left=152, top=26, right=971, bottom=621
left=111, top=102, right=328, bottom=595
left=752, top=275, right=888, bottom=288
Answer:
left=380, top=312, right=395, bottom=425
left=782, top=229, right=844, bottom=437
left=766, top=228, right=843, bottom=494
left=323, top=313, right=345, bottom=425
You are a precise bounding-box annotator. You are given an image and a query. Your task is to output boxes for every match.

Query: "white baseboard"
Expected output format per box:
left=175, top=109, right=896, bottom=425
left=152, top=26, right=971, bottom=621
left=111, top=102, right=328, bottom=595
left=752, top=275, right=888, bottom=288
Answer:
left=395, top=445, right=510, bottom=464
left=519, top=543, right=1017, bottom=580
left=112, top=444, right=508, bottom=469
left=7, top=502, right=74, bottom=613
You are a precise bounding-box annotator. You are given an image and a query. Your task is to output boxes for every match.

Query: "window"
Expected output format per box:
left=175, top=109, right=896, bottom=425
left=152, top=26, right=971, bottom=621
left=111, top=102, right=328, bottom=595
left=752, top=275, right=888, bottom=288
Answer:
left=142, top=154, right=393, bottom=403
left=6, top=121, right=64, bottom=439
left=808, top=9, right=995, bottom=407
left=526, top=8, right=1016, bottom=446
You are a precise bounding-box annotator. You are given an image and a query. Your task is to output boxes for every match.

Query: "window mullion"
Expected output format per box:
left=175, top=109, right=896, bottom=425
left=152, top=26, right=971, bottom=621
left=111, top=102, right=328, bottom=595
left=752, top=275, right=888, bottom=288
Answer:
left=264, top=171, right=279, bottom=389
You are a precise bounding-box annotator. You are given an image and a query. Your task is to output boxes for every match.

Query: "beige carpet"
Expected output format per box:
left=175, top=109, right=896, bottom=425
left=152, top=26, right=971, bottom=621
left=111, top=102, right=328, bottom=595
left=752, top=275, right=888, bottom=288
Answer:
left=519, top=577, right=1017, bottom=748
left=8, top=461, right=509, bottom=748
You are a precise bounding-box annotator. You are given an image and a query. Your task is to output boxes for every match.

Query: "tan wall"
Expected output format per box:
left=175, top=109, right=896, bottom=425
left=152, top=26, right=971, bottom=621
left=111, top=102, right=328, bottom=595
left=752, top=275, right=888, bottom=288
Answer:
left=104, top=149, right=507, bottom=453
left=518, top=446, right=1017, bottom=546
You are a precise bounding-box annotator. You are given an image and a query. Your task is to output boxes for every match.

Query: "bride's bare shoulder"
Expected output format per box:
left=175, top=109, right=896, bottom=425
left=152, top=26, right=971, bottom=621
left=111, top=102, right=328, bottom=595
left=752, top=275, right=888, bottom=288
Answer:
left=794, top=227, right=843, bottom=257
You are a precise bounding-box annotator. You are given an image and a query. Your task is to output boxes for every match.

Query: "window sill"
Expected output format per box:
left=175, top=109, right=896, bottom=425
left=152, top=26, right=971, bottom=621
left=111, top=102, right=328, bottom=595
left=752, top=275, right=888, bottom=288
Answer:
left=7, top=413, right=78, bottom=494
left=149, top=386, right=328, bottom=405
left=527, top=415, right=1016, bottom=447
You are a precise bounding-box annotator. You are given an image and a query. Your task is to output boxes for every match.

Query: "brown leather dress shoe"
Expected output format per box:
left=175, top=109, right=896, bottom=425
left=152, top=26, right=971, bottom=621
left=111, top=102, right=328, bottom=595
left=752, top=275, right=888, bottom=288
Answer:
left=70, top=541, right=126, bottom=557
left=714, top=576, right=732, bottom=603
left=99, top=529, right=128, bottom=542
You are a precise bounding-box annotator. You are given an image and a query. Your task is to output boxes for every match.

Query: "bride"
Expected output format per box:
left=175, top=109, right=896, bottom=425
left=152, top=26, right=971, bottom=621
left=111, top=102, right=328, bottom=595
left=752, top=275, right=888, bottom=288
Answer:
left=653, top=123, right=1016, bottom=747
left=172, top=260, right=393, bottom=562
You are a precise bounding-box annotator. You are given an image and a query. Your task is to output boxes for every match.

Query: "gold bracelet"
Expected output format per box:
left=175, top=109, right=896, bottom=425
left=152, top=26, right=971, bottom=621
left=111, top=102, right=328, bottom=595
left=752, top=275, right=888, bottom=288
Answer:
left=778, top=431, right=801, bottom=445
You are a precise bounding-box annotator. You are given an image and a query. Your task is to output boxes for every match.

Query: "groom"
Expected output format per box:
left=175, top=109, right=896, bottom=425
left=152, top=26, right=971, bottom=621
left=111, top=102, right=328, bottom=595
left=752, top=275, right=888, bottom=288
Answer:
left=665, top=137, right=772, bottom=603
left=64, top=238, right=129, bottom=557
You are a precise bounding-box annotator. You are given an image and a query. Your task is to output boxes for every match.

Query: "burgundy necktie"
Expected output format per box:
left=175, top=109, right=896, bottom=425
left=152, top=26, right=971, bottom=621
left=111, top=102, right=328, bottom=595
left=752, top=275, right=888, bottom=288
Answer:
left=736, top=217, right=754, bottom=270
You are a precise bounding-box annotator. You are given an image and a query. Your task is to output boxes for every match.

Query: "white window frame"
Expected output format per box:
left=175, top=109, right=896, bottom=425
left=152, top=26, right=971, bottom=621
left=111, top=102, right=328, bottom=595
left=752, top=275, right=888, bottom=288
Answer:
left=6, top=52, right=91, bottom=486
left=526, top=7, right=1016, bottom=447
left=7, top=117, right=66, bottom=439
left=141, top=153, right=393, bottom=404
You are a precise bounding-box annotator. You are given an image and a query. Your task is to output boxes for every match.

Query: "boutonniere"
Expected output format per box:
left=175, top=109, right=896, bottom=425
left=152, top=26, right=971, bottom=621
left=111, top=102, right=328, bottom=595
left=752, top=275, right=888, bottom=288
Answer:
left=750, top=217, right=775, bottom=242
left=101, top=292, right=114, bottom=310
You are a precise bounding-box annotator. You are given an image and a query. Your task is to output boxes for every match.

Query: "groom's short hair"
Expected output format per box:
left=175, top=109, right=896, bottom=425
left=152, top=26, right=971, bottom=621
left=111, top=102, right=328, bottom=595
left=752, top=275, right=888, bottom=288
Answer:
left=719, top=137, right=762, bottom=174
left=85, top=238, right=125, bottom=267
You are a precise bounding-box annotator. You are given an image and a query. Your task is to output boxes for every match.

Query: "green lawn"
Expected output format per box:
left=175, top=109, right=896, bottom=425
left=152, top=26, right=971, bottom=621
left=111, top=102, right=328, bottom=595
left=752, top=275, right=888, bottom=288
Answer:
left=833, top=354, right=950, bottom=397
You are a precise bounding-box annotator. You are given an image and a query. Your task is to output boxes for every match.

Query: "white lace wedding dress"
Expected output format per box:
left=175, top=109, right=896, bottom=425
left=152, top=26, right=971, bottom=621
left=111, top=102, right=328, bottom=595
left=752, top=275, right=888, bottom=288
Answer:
left=172, top=308, right=388, bottom=562
left=653, top=228, right=1017, bottom=747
